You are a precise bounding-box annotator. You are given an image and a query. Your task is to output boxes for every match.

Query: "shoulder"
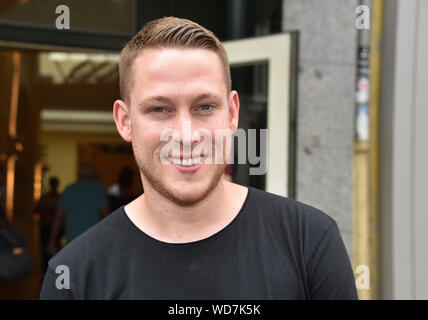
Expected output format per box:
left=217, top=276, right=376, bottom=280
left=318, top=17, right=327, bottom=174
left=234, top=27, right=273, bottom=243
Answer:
left=45, top=207, right=131, bottom=298
left=61, top=182, right=80, bottom=195
left=93, top=180, right=106, bottom=188
left=91, top=181, right=108, bottom=194
left=247, top=187, right=335, bottom=230
left=58, top=185, right=74, bottom=202
left=246, top=187, right=338, bottom=256
left=48, top=207, right=125, bottom=270
left=245, top=187, right=342, bottom=266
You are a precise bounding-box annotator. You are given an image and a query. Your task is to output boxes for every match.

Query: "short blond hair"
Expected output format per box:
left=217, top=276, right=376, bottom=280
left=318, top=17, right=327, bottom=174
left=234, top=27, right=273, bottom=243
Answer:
left=119, top=16, right=231, bottom=102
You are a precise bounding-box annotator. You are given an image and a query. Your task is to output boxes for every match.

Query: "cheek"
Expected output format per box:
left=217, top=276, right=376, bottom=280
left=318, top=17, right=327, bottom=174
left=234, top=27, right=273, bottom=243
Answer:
left=209, top=120, right=233, bottom=155
left=209, top=111, right=232, bottom=130
left=131, top=122, right=161, bottom=154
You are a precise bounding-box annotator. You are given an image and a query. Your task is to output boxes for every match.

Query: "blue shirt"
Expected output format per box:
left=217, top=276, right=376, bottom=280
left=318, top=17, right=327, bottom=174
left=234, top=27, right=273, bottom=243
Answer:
left=59, top=179, right=108, bottom=243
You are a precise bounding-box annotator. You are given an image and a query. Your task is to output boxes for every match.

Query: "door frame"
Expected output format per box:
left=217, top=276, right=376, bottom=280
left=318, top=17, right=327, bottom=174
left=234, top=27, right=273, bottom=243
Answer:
left=224, top=33, right=296, bottom=197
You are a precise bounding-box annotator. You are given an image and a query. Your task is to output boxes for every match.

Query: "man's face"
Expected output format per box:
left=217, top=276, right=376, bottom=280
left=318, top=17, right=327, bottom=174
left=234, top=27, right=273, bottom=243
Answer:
left=114, top=48, right=239, bottom=206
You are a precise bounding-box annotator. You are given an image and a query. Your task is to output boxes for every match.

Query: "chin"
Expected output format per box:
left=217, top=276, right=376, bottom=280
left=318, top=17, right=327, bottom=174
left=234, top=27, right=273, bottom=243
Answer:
left=167, top=179, right=217, bottom=207
left=140, top=159, right=226, bottom=206
left=170, top=191, right=206, bottom=207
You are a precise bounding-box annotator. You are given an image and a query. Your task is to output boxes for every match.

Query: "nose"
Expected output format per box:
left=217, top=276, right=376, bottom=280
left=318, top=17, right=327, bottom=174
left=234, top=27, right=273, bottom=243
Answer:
left=171, top=110, right=199, bottom=154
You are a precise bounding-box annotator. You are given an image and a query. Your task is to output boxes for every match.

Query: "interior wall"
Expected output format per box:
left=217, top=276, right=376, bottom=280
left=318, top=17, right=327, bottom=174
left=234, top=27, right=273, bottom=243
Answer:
left=39, top=130, right=125, bottom=193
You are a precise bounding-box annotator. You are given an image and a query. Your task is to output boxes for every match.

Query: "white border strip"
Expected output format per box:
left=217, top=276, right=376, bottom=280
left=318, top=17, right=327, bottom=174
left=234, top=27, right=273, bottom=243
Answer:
left=224, top=34, right=291, bottom=197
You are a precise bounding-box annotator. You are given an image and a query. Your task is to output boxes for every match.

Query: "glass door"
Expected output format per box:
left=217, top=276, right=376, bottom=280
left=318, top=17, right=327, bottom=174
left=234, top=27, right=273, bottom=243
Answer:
left=224, top=34, right=296, bottom=197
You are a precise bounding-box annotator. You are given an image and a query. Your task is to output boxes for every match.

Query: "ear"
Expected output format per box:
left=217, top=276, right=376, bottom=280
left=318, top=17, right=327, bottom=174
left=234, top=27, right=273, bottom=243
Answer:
left=113, top=99, right=132, bottom=142
left=228, top=90, right=240, bottom=132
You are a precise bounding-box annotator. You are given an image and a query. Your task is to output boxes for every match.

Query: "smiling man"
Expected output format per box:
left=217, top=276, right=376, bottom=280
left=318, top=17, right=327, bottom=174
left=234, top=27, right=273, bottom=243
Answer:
left=40, top=17, right=358, bottom=300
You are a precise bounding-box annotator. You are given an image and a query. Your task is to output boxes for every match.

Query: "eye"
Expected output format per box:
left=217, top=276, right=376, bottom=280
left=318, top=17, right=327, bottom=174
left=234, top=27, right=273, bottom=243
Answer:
left=151, top=107, right=167, bottom=114
left=198, top=105, right=214, bottom=112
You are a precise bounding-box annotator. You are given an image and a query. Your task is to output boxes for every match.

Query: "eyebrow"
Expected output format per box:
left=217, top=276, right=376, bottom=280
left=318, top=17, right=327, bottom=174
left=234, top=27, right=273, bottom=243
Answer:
left=137, top=93, right=221, bottom=109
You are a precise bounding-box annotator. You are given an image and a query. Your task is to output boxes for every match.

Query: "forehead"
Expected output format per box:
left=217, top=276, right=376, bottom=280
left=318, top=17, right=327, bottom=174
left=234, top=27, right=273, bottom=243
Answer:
left=131, top=48, right=227, bottom=100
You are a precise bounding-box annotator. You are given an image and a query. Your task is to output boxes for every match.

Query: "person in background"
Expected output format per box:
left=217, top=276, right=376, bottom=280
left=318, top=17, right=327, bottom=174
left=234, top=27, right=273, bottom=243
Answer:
left=35, top=177, right=62, bottom=270
left=108, top=166, right=139, bottom=212
left=223, top=164, right=233, bottom=181
left=46, top=163, right=109, bottom=254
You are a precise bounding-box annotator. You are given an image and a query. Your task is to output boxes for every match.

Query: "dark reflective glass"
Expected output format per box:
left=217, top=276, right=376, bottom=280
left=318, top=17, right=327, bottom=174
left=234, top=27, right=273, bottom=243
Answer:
left=0, top=0, right=133, bottom=33
left=230, top=63, right=268, bottom=190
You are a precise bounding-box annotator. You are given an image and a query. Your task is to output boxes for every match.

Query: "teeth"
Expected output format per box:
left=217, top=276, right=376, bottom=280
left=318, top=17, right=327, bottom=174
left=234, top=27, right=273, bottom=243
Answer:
left=168, top=156, right=204, bottom=167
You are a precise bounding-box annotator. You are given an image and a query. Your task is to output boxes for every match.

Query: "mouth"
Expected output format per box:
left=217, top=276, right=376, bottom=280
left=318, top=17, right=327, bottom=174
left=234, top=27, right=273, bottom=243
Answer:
left=166, top=155, right=207, bottom=167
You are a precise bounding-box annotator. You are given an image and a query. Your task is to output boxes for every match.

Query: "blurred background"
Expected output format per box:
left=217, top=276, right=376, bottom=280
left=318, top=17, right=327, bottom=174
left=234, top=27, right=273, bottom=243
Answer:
left=0, top=0, right=426, bottom=300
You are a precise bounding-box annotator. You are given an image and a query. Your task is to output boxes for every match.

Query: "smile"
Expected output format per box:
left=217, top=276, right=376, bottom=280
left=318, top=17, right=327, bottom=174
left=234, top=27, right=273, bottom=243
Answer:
left=167, top=155, right=206, bottom=167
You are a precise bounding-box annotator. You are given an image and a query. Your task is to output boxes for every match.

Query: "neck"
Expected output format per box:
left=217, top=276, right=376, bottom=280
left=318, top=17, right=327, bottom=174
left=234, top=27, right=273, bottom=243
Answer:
left=126, top=179, right=246, bottom=243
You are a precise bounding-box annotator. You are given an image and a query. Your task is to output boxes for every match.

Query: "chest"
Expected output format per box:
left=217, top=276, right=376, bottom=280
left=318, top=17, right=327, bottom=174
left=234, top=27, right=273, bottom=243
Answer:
left=91, top=239, right=308, bottom=299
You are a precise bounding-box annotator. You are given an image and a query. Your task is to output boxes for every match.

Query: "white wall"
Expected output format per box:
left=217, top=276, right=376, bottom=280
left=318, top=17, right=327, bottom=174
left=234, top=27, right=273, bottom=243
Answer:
left=380, top=0, right=428, bottom=300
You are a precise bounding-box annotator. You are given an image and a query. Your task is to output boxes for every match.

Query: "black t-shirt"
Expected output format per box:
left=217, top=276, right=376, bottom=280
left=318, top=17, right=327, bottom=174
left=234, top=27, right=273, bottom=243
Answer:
left=39, top=187, right=358, bottom=300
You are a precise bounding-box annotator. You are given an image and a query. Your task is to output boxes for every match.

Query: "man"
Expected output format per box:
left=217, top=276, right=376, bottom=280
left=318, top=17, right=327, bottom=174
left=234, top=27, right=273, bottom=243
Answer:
left=46, top=163, right=109, bottom=254
left=108, top=166, right=139, bottom=212
left=40, top=17, right=358, bottom=299
left=35, top=176, right=62, bottom=270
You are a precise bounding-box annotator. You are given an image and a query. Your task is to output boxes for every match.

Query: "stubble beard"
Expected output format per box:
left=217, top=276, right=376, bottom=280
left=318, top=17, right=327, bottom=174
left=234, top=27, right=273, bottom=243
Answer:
left=132, top=142, right=227, bottom=207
